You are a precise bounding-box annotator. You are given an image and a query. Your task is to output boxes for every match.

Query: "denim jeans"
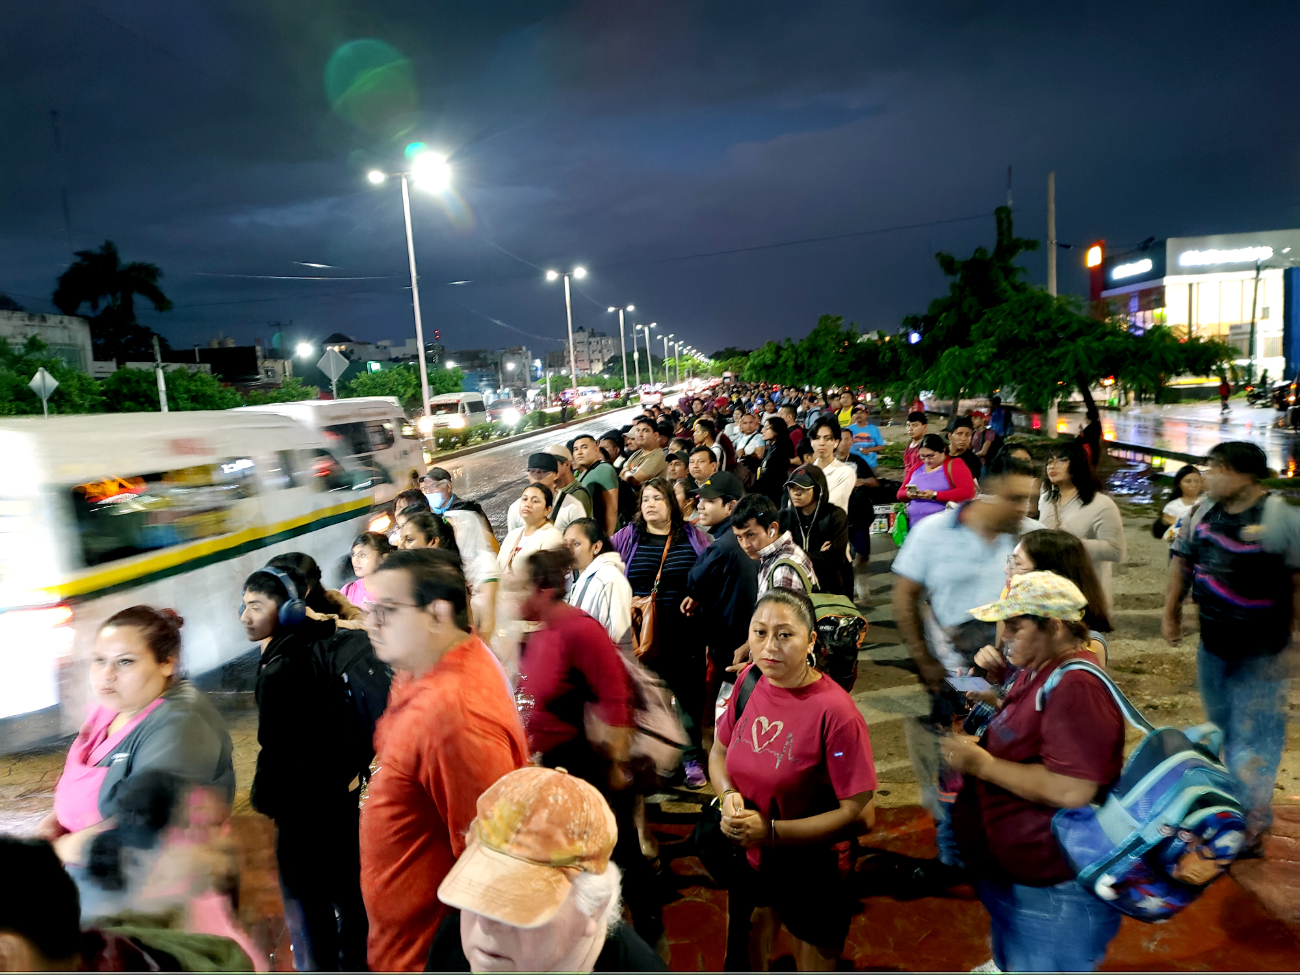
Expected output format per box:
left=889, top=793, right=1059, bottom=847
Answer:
left=977, top=877, right=1121, bottom=972
left=276, top=805, right=369, bottom=972
left=1197, top=643, right=1291, bottom=839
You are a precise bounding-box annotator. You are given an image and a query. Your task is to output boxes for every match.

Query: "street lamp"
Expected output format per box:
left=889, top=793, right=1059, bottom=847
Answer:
left=366, top=149, right=453, bottom=420
left=661, top=333, right=674, bottom=386
left=636, top=323, right=657, bottom=385
left=294, top=342, right=314, bottom=359
left=606, top=304, right=634, bottom=391
left=545, top=267, right=586, bottom=393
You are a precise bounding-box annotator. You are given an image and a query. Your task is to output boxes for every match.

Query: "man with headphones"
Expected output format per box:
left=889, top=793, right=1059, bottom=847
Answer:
left=241, top=565, right=371, bottom=973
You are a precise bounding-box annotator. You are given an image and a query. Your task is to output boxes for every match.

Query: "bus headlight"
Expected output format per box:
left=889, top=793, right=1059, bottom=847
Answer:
left=416, top=415, right=435, bottom=436
left=502, top=408, right=520, bottom=426
left=448, top=416, right=466, bottom=429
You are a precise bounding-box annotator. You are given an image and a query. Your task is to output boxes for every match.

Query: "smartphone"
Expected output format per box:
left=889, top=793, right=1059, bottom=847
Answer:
left=946, top=676, right=992, bottom=693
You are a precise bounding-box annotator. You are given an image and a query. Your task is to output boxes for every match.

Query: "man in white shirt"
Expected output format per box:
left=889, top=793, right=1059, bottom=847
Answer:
left=506, top=452, right=586, bottom=534
left=807, top=416, right=854, bottom=514
left=732, top=411, right=766, bottom=461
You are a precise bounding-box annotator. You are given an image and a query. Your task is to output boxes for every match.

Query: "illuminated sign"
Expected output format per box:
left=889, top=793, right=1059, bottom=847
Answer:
left=1178, top=246, right=1273, bottom=267
left=75, top=476, right=147, bottom=504
left=220, top=458, right=254, bottom=475
left=1112, top=258, right=1153, bottom=280
left=1086, top=244, right=1103, bottom=268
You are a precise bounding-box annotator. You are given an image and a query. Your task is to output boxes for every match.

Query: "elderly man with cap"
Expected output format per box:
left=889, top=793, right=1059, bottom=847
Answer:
left=507, top=451, right=588, bottom=535
left=425, top=766, right=666, bottom=973
left=682, top=471, right=759, bottom=741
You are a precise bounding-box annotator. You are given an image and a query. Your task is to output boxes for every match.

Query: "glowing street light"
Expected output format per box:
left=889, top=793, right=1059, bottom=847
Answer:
left=367, top=148, right=454, bottom=420
left=294, top=342, right=314, bottom=358
left=636, top=322, right=657, bottom=385
left=545, top=267, right=587, bottom=391
left=606, top=304, right=634, bottom=391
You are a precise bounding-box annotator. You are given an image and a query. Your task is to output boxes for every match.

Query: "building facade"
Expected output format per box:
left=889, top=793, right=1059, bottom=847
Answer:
left=0, top=311, right=93, bottom=372
left=1097, top=228, right=1300, bottom=380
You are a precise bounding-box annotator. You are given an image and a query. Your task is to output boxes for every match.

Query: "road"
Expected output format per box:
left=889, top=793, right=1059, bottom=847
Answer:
left=436, top=404, right=645, bottom=534
left=1054, top=401, right=1299, bottom=471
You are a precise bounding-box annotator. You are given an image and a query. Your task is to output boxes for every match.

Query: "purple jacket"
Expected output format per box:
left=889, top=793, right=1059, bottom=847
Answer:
left=611, top=522, right=711, bottom=569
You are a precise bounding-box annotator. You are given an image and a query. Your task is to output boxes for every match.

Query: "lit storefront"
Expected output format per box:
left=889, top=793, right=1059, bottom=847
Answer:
left=1095, top=229, right=1300, bottom=380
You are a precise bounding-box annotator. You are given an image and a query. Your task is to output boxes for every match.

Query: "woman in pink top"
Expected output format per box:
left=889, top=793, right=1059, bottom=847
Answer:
left=897, top=433, right=977, bottom=525
left=339, top=531, right=395, bottom=610
left=43, top=607, right=233, bottom=866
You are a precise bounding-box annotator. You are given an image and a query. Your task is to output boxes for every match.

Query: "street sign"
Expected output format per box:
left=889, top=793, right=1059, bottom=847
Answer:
left=317, top=349, right=349, bottom=398
left=28, top=367, right=59, bottom=417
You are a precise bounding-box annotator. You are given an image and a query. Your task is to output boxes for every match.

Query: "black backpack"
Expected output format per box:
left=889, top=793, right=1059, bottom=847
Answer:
left=616, top=476, right=638, bottom=528
left=317, top=627, right=392, bottom=782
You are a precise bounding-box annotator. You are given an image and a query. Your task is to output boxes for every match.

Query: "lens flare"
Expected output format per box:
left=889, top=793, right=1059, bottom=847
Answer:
left=324, top=40, right=417, bottom=140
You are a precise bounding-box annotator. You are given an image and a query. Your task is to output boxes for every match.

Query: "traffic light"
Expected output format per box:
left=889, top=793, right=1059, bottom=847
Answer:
left=433, top=329, right=440, bottom=341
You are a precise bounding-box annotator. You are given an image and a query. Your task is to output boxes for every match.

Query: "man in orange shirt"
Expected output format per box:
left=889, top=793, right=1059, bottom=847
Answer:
left=359, top=549, right=528, bottom=972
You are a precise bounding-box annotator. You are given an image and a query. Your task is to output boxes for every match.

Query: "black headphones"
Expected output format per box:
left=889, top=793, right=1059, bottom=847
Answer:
left=243, top=566, right=307, bottom=627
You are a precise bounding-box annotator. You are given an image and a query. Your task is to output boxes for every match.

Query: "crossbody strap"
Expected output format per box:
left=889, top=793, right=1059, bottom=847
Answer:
left=649, top=533, right=673, bottom=594
left=772, top=556, right=815, bottom=594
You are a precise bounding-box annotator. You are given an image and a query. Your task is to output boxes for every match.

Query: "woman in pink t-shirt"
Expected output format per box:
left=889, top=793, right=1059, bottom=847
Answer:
left=339, top=531, right=394, bottom=610
left=708, top=589, right=877, bottom=971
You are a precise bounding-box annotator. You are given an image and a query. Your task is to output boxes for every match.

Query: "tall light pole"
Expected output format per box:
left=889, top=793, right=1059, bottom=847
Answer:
left=368, top=152, right=451, bottom=421
left=637, top=323, right=657, bottom=385
left=672, top=338, right=683, bottom=384
left=546, top=267, right=586, bottom=392
left=661, top=333, right=674, bottom=386
left=607, top=305, right=633, bottom=391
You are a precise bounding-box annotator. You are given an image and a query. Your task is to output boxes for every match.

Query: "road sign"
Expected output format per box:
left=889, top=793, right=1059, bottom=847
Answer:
left=317, top=349, right=349, bottom=398
left=28, top=367, right=59, bottom=417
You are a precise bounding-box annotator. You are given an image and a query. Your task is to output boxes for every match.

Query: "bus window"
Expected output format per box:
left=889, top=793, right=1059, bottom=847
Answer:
left=288, top=448, right=359, bottom=493
left=366, top=420, right=396, bottom=450
left=324, top=422, right=371, bottom=457
left=70, top=459, right=259, bottom=567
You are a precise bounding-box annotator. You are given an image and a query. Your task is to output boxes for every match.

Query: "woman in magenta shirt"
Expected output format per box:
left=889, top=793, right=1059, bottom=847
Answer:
left=43, top=606, right=234, bottom=866
left=709, top=589, right=876, bottom=971
left=339, top=530, right=394, bottom=610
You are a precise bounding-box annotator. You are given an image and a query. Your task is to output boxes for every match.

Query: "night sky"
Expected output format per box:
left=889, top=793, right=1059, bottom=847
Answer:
left=3, top=1, right=1299, bottom=362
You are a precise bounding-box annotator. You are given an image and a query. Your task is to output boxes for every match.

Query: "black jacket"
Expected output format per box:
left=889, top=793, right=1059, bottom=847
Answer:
left=686, top=514, right=759, bottom=664
left=779, top=465, right=853, bottom=597
left=251, top=618, right=360, bottom=822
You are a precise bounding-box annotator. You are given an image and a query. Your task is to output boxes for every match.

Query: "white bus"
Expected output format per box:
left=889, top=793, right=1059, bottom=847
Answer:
left=424, top=391, right=488, bottom=430
left=239, top=396, right=425, bottom=498
left=0, top=411, right=377, bottom=752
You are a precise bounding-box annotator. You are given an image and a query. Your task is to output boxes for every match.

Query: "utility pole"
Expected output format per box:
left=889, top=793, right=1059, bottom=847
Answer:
left=1046, top=172, right=1057, bottom=297
left=1006, top=165, right=1013, bottom=208
left=1248, top=259, right=1263, bottom=385
left=153, top=335, right=169, bottom=413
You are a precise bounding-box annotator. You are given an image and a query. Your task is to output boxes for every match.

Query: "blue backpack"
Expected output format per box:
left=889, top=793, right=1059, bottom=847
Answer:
left=1041, top=660, right=1248, bottom=922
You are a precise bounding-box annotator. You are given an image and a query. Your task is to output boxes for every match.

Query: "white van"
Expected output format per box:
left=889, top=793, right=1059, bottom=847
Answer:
left=240, top=396, right=424, bottom=496
left=0, top=411, right=376, bottom=752
left=425, top=391, right=488, bottom=430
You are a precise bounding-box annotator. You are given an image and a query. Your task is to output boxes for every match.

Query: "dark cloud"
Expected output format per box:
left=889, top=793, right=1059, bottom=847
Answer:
left=2, top=1, right=1299, bottom=359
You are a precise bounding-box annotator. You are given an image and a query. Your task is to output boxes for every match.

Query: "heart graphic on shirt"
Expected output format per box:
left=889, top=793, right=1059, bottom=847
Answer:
left=752, top=716, right=784, bottom=752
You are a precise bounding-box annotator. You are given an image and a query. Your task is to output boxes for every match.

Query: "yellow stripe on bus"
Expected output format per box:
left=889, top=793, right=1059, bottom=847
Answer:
left=43, top=497, right=372, bottom=600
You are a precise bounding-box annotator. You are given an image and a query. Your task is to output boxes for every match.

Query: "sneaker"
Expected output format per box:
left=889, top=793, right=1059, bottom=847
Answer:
left=683, top=759, right=708, bottom=788
left=970, top=960, right=1001, bottom=973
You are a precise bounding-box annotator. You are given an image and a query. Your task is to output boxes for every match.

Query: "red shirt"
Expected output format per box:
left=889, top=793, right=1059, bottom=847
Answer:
left=518, top=602, right=634, bottom=755
left=717, top=666, right=877, bottom=867
left=953, top=651, right=1124, bottom=886
left=360, top=636, right=528, bottom=972
left=903, top=438, right=923, bottom=485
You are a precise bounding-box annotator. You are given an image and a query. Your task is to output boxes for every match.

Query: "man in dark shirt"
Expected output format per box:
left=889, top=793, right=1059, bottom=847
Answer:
left=682, top=472, right=759, bottom=733
left=429, top=767, right=665, bottom=973
left=948, top=416, right=982, bottom=482
left=1165, top=440, right=1300, bottom=847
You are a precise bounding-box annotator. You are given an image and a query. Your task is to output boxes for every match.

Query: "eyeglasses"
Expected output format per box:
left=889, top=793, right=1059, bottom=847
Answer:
left=366, top=601, right=422, bottom=627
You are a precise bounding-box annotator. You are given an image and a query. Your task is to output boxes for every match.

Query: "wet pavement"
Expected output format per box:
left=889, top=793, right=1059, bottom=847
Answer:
left=1054, top=400, right=1300, bottom=472
left=435, top=404, right=643, bottom=533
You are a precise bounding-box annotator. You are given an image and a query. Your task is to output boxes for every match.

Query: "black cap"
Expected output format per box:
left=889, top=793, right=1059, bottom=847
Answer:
left=422, top=467, right=453, bottom=482
left=698, top=471, right=745, bottom=501
left=667, top=451, right=690, bottom=467
left=527, top=452, right=559, bottom=473
left=785, top=469, right=817, bottom=490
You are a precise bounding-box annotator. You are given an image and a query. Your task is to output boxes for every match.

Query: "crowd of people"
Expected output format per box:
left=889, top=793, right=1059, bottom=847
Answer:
left=4, top=379, right=1296, bottom=974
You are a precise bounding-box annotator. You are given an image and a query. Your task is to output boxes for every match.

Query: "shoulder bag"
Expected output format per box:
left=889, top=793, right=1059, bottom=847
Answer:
left=629, top=533, right=673, bottom=661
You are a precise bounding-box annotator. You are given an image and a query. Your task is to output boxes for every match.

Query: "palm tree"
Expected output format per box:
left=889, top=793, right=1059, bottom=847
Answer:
left=53, top=241, right=173, bottom=362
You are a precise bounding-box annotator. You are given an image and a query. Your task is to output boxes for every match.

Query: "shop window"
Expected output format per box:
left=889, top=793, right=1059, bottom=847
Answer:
left=70, top=460, right=258, bottom=567
left=1263, top=336, right=1283, bottom=359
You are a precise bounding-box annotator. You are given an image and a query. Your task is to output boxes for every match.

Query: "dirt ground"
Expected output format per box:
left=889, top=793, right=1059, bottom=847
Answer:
left=858, top=418, right=1300, bottom=810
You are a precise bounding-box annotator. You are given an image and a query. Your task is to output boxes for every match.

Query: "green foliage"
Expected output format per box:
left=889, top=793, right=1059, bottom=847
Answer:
left=711, top=347, right=752, bottom=361
left=341, top=363, right=465, bottom=411
left=99, top=367, right=243, bottom=412
left=52, top=241, right=173, bottom=362
left=0, top=337, right=104, bottom=415
left=244, top=376, right=320, bottom=404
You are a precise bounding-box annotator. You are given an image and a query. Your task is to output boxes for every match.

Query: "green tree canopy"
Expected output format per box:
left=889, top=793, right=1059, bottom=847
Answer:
left=244, top=376, right=320, bottom=405
left=52, top=241, right=173, bottom=363
left=99, top=367, right=243, bottom=412
left=342, top=363, right=465, bottom=411
left=0, top=337, right=104, bottom=415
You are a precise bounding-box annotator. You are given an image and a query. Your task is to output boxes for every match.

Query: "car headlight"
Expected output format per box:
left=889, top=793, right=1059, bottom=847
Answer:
left=416, top=415, right=435, bottom=436
left=449, top=416, right=466, bottom=429
left=502, top=408, right=520, bottom=425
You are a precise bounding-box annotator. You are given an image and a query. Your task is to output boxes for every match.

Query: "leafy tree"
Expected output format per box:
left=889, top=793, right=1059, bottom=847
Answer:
left=0, top=337, right=104, bottom=415
left=52, top=241, right=173, bottom=362
left=244, top=376, right=320, bottom=404
left=0, top=294, right=24, bottom=311
left=342, top=363, right=465, bottom=411
left=711, top=347, right=752, bottom=361
left=99, top=367, right=243, bottom=412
